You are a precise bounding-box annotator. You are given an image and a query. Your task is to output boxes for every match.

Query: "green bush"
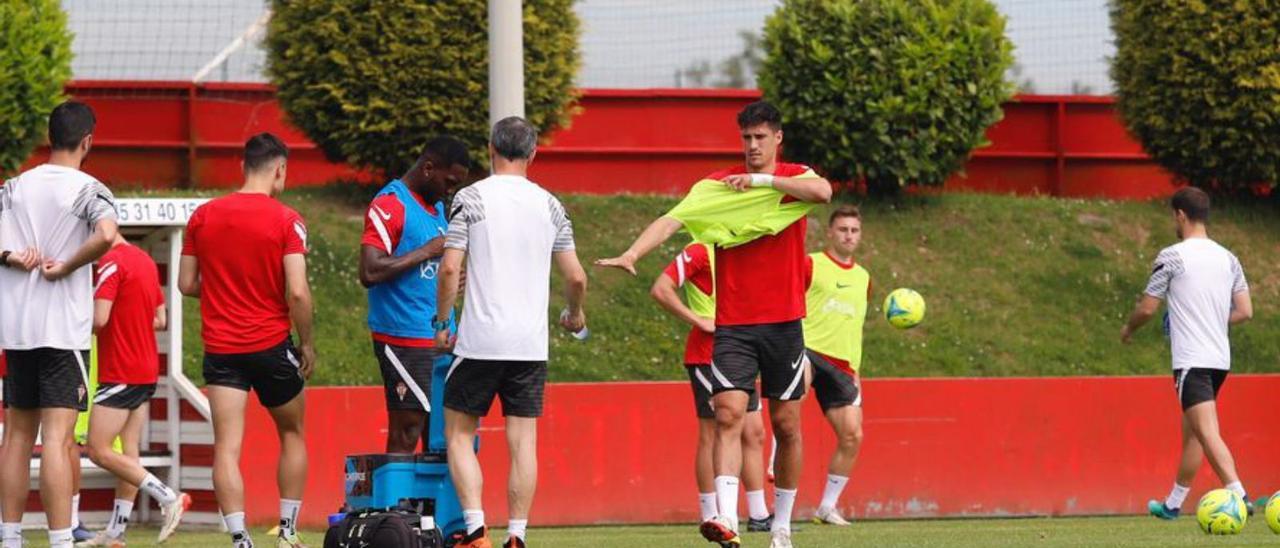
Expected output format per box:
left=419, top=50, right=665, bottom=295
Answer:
left=759, top=0, right=1014, bottom=195
left=266, top=0, right=580, bottom=177
left=0, top=0, right=72, bottom=176
left=1111, top=0, right=1280, bottom=190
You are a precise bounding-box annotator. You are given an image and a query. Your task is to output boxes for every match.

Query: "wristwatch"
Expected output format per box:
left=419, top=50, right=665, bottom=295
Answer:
left=431, top=317, right=450, bottom=332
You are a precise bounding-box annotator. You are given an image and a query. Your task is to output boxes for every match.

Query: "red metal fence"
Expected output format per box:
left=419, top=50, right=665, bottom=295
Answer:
left=235, top=375, right=1279, bottom=528
left=24, top=83, right=1180, bottom=199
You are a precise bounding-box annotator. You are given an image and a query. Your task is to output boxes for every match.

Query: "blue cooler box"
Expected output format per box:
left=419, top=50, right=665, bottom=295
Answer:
left=343, top=453, right=464, bottom=535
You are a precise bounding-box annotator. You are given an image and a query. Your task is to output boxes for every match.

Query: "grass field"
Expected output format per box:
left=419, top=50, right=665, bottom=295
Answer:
left=120, top=186, right=1280, bottom=384
left=49, top=516, right=1280, bottom=547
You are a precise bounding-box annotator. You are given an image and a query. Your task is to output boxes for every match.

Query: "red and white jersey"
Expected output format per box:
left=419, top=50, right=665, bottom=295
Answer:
left=95, top=243, right=164, bottom=384
left=708, top=162, right=816, bottom=326
left=182, top=192, right=308, bottom=354
left=662, top=242, right=714, bottom=365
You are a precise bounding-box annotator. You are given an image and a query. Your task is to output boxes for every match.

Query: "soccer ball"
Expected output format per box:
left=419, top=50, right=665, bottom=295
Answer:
left=884, top=288, right=926, bottom=329
left=1266, top=492, right=1280, bottom=534
left=1196, top=489, right=1247, bottom=535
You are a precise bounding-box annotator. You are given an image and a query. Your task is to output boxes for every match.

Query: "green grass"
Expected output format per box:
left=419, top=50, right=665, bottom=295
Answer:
left=45, top=517, right=1280, bottom=547
left=120, top=186, right=1280, bottom=384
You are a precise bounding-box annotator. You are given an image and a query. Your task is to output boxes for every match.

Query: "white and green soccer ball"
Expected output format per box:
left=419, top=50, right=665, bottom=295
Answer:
left=884, top=288, right=926, bottom=329
left=1196, top=488, right=1247, bottom=535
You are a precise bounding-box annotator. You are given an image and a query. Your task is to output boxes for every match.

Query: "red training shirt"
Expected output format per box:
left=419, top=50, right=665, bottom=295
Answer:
left=182, top=192, right=308, bottom=354
left=95, top=243, right=164, bottom=384
left=662, top=243, right=714, bottom=365
left=360, top=190, right=438, bottom=348
left=707, top=162, right=815, bottom=326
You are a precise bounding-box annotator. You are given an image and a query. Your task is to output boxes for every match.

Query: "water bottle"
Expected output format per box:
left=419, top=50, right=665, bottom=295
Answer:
left=560, top=307, right=589, bottom=340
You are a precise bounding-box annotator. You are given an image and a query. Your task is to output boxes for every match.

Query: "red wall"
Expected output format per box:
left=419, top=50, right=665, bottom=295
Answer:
left=236, top=375, right=1280, bottom=528
left=25, top=83, right=1181, bottom=199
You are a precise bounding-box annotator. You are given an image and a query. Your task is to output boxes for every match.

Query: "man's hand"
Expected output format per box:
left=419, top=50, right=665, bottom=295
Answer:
left=560, top=308, right=586, bottom=333
left=595, top=252, right=638, bottom=275
left=720, top=174, right=754, bottom=192
left=298, top=343, right=317, bottom=380
left=5, top=248, right=42, bottom=271
left=434, top=329, right=453, bottom=351
left=41, top=260, right=71, bottom=281
left=695, top=317, right=716, bottom=334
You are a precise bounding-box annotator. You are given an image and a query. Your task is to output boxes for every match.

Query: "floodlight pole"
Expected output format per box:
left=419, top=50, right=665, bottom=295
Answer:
left=489, top=0, right=525, bottom=126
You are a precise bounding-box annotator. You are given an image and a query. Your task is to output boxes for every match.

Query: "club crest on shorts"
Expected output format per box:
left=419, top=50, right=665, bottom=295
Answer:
left=395, top=381, right=408, bottom=401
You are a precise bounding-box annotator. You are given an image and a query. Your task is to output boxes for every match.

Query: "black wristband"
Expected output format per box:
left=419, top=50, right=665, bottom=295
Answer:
left=0, top=250, right=10, bottom=268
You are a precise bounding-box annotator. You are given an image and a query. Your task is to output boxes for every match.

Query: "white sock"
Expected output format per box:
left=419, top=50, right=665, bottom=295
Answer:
left=70, top=494, right=81, bottom=528
left=714, top=476, right=740, bottom=531
left=1165, top=482, right=1191, bottom=509
left=141, top=473, right=179, bottom=506
left=107, top=498, right=134, bottom=537
left=1225, top=481, right=1247, bottom=499
left=698, top=492, right=718, bottom=522
left=773, top=488, right=797, bottom=534
left=507, top=518, right=528, bottom=541
left=2, top=523, right=21, bottom=548
left=224, top=512, right=248, bottom=536
left=463, top=509, right=485, bottom=535
left=746, top=490, right=769, bottom=521
left=819, top=474, right=850, bottom=512
left=48, top=527, right=73, bottom=548
left=280, top=499, right=302, bottom=535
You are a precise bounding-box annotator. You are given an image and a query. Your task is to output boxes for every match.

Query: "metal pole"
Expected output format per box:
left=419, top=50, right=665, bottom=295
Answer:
left=489, top=0, right=525, bottom=126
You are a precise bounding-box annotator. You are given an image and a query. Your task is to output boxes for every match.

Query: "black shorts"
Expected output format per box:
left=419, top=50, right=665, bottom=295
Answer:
left=203, top=338, right=305, bottom=408
left=2, top=348, right=90, bottom=411
left=807, top=350, right=861, bottom=410
left=93, top=383, right=156, bottom=411
left=686, top=364, right=761, bottom=419
left=1174, top=368, right=1228, bottom=411
left=711, top=320, right=807, bottom=401
left=444, top=358, right=546, bottom=418
left=375, top=341, right=442, bottom=412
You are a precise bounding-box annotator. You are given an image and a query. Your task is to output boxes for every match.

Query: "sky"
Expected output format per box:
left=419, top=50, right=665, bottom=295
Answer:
left=60, top=0, right=1115, bottom=94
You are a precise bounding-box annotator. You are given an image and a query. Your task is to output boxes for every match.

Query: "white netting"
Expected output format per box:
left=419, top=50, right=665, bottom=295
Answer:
left=60, top=0, right=1115, bottom=94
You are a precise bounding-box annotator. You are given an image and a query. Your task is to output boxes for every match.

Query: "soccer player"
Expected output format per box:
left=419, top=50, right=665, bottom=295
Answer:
left=78, top=232, right=191, bottom=546
left=1120, top=187, right=1257, bottom=520
left=0, top=101, right=119, bottom=548
left=179, top=133, right=315, bottom=548
left=801, top=206, right=870, bottom=526
left=598, top=101, right=832, bottom=548
left=650, top=242, right=774, bottom=533
left=359, top=136, right=471, bottom=454
left=434, top=117, right=588, bottom=548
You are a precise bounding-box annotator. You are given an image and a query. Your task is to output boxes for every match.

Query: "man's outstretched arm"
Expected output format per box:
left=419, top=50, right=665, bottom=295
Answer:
left=594, top=216, right=682, bottom=276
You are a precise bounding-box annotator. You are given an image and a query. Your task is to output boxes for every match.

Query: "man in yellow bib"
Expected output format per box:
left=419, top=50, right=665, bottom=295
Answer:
left=802, top=205, right=870, bottom=526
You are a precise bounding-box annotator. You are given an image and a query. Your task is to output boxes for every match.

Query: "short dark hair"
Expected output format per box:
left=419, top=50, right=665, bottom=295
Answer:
left=243, top=132, right=289, bottom=173
left=1171, top=186, right=1210, bottom=222
left=48, top=101, right=96, bottom=151
left=829, top=205, right=861, bottom=226
left=490, top=117, right=538, bottom=160
left=737, top=100, right=782, bottom=131
left=417, top=135, right=471, bottom=170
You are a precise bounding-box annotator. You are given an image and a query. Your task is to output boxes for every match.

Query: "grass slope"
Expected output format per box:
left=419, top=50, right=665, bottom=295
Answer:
left=126, top=187, right=1280, bottom=385
left=69, top=517, right=1280, bottom=547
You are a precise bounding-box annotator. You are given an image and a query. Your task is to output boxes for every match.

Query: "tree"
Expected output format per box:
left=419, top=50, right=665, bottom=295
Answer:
left=0, top=0, right=72, bottom=176
left=759, top=0, right=1014, bottom=196
left=1111, top=0, right=1280, bottom=191
left=267, top=0, right=580, bottom=177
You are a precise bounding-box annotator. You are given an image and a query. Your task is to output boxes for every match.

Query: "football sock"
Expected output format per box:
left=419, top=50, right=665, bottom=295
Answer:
left=746, top=490, right=769, bottom=521
left=507, top=518, right=528, bottom=541
left=1225, top=481, right=1246, bottom=499
left=2, top=523, right=21, bottom=548
left=698, top=492, right=718, bottom=522
left=70, top=494, right=81, bottom=528
left=141, top=473, right=179, bottom=506
left=47, top=527, right=73, bottom=548
left=819, top=474, right=849, bottom=513
left=224, top=512, right=248, bottom=539
left=1165, top=482, right=1191, bottom=509
left=280, top=499, right=301, bottom=536
left=107, top=499, right=134, bottom=537
left=463, top=509, right=485, bottom=535
left=714, top=476, right=741, bottom=531
left=773, top=488, right=797, bottom=534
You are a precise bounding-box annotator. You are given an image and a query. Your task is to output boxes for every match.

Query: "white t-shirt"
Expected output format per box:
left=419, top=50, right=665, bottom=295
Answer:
left=444, top=175, right=575, bottom=361
left=0, top=164, right=118, bottom=351
left=1144, top=238, right=1247, bottom=371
